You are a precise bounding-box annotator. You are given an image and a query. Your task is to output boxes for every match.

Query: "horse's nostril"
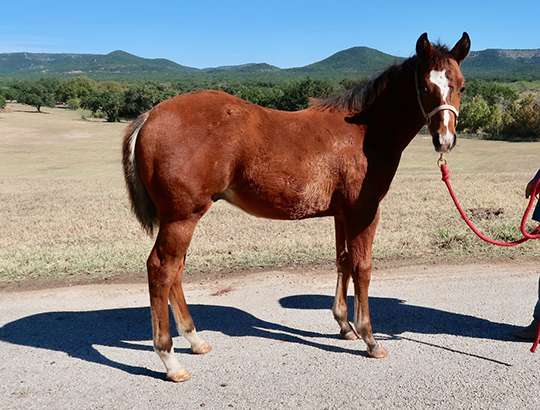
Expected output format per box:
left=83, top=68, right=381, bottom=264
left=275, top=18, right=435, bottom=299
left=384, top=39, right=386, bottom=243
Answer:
left=432, top=132, right=441, bottom=147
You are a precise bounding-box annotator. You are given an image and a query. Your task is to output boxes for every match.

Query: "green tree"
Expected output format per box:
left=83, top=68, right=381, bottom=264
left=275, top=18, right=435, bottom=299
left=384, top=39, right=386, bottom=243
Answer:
left=458, top=80, right=521, bottom=138
left=463, top=80, right=518, bottom=108
left=81, top=91, right=124, bottom=122
left=236, top=85, right=284, bottom=109
left=0, top=94, right=6, bottom=109
left=485, top=103, right=504, bottom=136
left=97, top=81, right=129, bottom=93
left=459, top=95, right=491, bottom=133
left=14, top=78, right=59, bottom=112
left=339, top=78, right=370, bottom=91
left=57, top=76, right=97, bottom=104
left=121, top=82, right=177, bottom=119
left=502, top=94, right=540, bottom=138
left=273, top=78, right=336, bottom=111
left=214, top=82, right=242, bottom=96
left=1, top=84, right=18, bottom=101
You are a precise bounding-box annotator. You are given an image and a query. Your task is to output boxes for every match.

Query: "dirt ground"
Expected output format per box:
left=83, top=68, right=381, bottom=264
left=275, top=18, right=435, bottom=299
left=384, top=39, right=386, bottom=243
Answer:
left=2, top=261, right=540, bottom=409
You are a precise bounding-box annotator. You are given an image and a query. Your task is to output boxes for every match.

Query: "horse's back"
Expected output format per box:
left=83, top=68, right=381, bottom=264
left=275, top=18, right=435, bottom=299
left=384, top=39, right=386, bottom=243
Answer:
left=137, top=90, right=264, bottom=170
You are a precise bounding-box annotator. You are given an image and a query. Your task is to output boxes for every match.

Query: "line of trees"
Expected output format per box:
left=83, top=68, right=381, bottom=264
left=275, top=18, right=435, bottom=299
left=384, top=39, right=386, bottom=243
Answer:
left=0, top=76, right=338, bottom=121
left=457, top=80, right=540, bottom=139
left=0, top=77, right=178, bottom=121
left=1, top=75, right=539, bottom=139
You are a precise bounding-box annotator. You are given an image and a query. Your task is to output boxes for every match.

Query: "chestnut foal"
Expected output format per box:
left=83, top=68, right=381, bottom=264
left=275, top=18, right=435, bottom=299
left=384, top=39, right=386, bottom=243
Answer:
left=122, top=32, right=470, bottom=381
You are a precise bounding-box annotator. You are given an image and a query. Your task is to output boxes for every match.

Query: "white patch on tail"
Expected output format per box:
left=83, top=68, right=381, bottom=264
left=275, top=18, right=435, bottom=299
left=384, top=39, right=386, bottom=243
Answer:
left=127, top=117, right=147, bottom=166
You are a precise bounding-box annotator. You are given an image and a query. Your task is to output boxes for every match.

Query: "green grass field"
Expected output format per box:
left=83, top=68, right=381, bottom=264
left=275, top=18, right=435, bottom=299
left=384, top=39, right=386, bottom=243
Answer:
left=1, top=103, right=539, bottom=283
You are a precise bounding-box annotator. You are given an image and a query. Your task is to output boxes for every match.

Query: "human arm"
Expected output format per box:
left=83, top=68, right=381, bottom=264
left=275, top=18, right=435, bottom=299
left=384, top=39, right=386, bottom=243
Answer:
left=526, top=169, right=540, bottom=199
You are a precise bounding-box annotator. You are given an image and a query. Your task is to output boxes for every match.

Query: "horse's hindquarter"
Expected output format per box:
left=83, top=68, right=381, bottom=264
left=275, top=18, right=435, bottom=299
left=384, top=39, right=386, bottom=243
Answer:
left=137, top=91, right=365, bottom=221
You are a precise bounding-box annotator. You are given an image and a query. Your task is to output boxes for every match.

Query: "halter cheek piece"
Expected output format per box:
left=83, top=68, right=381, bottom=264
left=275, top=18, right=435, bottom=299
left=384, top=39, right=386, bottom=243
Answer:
left=415, top=67, right=459, bottom=127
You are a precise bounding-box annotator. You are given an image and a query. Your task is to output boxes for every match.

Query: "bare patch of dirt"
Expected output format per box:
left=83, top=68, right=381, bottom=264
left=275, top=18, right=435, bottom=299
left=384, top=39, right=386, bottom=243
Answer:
left=467, top=207, right=505, bottom=221
left=438, top=235, right=468, bottom=249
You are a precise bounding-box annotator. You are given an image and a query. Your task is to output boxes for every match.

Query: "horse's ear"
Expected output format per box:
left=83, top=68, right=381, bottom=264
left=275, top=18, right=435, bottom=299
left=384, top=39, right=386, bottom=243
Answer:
left=450, top=32, right=471, bottom=64
left=416, top=33, right=432, bottom=60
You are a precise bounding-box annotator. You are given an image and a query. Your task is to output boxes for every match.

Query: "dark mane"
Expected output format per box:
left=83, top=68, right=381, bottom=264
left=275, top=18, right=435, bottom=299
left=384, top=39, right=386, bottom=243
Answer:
left=316, top=44, right=453, bottom=114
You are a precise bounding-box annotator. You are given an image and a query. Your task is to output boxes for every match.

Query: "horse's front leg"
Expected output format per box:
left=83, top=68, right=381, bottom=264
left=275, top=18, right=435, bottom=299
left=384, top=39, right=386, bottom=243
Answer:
left=345, top=209, right=388, bottom=358
left=332, top=216, right=359, bottom=340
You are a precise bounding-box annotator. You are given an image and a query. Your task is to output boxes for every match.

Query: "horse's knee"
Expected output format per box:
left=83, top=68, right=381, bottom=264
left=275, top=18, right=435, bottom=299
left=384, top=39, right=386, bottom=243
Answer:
left=351, top=260, right=372, bottom=285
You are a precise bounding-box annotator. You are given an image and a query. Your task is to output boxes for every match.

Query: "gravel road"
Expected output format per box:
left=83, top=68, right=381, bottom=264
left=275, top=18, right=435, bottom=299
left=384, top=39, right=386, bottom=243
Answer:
left=2, top=262, right=540, bottom=409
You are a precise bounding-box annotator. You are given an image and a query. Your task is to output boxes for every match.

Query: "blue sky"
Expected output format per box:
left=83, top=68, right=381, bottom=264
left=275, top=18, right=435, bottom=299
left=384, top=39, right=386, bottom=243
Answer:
left=2, top=1, right=539, bottom=69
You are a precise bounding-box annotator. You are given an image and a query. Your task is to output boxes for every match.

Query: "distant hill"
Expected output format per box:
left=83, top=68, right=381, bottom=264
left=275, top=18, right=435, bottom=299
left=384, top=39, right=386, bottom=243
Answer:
left=0, top=50, right=201, bottom=80
left=1, top=46, right=539, bottom=82
left=201, top=47, right=403, bottom=80
left=203, top=63, right=281, bottom=74
left=461, top=49, right=540, bottom=80
left=285, top=46, right=404, bottom=79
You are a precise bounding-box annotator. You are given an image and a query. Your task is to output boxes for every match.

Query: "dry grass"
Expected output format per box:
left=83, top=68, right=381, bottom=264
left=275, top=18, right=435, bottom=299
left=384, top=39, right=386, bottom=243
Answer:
left=1, top=104, right=539, bottom=283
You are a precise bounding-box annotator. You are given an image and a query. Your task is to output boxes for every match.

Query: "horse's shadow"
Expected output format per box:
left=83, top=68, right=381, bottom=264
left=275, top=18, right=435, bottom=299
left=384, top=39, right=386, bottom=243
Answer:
left=0, top=295, right=521, bottom=379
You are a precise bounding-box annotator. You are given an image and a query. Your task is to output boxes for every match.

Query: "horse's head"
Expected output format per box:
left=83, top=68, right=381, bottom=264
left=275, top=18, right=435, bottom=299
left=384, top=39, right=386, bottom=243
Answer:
left=415, top=32, right=470, bottom=153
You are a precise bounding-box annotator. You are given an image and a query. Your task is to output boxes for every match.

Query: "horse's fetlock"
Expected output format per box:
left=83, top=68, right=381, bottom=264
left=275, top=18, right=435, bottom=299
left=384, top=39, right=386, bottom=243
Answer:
left=154, top=335, right=173, bottom=353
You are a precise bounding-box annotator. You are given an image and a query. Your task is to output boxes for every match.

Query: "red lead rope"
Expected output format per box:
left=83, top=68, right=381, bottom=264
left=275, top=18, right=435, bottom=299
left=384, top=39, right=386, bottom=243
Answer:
left=439, top=161, right=540, bottom=352
left=439, top=163, right=540, bottom=246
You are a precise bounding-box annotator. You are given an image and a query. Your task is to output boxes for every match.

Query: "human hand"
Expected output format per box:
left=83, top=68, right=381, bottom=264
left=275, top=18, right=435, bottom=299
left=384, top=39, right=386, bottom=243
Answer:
left=526, top=179, right=540, bottom=199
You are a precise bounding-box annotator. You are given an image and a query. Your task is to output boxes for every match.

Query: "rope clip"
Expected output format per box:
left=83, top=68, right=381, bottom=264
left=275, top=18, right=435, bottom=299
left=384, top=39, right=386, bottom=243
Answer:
left=437, top=153, right=447, bottom=167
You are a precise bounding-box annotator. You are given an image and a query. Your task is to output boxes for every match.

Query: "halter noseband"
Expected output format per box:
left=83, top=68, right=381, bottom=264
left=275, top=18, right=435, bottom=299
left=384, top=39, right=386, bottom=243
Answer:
left=415, top=67, right=459, bottom=126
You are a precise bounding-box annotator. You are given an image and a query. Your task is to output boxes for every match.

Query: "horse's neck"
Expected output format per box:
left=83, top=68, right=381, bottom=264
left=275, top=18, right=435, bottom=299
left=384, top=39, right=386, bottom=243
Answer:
left=368, top=76, right=425, bottom=153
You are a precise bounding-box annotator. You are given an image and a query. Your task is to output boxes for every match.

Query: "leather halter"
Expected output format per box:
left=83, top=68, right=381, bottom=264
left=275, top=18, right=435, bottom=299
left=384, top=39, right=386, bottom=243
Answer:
left=415, top=67, right=459, bottom=126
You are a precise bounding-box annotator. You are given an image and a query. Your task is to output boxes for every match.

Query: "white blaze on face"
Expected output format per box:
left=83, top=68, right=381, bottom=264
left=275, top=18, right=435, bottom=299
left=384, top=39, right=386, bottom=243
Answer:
left=429, top=70, right=450, bottom=103
left=429, top=69, right=454, bottom=146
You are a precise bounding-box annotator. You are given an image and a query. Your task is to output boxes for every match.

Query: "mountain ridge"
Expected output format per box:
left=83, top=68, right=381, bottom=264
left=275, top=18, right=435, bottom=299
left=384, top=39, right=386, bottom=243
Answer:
left=1, top=46, right=539, bottom=81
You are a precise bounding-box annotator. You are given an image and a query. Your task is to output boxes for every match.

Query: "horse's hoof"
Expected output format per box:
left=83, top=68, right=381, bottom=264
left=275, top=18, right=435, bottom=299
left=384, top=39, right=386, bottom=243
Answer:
left=367, top=343, right=388, bottom=359
left=193, top=342, right=212, bottom=355
left=341, top=329, right=359, bottom=340
left=167, top=368, right=191, bottom=382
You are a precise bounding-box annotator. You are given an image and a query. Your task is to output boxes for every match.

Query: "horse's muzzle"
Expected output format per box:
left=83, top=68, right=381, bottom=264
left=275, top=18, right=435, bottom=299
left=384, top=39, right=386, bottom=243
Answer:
left=432, top=132, right=456, bottom=153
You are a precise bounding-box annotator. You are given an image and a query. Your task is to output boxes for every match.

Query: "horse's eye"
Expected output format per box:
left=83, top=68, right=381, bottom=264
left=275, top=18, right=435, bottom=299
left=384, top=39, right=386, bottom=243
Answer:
left=460, top=86, right=466, bottom=93
left=422, top=85, right=429, bottom=93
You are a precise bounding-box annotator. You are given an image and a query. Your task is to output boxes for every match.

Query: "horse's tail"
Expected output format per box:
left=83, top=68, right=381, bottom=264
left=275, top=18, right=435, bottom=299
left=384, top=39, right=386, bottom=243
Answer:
left=122, top=112, right=158, bottom=235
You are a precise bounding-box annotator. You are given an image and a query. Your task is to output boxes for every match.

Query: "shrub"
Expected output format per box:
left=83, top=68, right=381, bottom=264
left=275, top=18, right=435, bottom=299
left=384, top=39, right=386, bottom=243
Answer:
left=67, top=98, right=81, bottom=110
left=501, top=94, right=540, bottom=138
left=459, top=95, right=491, bottom=133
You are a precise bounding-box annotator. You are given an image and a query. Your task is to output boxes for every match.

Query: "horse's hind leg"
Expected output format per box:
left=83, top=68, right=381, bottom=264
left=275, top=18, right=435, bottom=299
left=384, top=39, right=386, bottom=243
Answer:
left=169, top=255, right=211, bottom=355
left=147, top=219, right=206, bottom=382
left=332, top=217, right=359, bottom=340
